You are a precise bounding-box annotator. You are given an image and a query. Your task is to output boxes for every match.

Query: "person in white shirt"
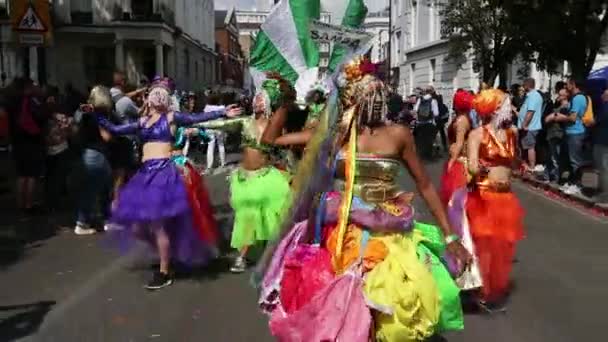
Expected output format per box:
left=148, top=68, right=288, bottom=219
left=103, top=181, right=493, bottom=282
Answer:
left=204, top=104, right=227, bottom=172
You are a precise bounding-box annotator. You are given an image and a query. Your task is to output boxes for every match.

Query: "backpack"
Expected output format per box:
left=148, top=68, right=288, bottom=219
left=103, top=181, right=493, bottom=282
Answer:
left=438, top=100, right=449, bottom=120
left=582, top=95, right=595, bottom=127
left=418, top=98, right=433, bottom=121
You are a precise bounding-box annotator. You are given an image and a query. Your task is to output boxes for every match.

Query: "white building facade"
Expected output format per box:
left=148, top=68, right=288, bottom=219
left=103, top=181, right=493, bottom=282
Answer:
left=363, top=10, right=389, bottom=64
left=391, top=0, right=479, bottom=103
left=0, top=0, right=218, bottom=92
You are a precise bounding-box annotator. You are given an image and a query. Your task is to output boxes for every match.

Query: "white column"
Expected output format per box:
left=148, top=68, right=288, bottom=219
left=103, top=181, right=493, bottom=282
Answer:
left=115, top=38, right=125, bottom=71
left=155, top=41, right=164, bottom=77
left=29, top=46, right=38, bottom=84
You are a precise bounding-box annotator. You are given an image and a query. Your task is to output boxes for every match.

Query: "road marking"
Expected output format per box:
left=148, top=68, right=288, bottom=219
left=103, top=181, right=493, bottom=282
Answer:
left=514, top=181, right=608, bottom=224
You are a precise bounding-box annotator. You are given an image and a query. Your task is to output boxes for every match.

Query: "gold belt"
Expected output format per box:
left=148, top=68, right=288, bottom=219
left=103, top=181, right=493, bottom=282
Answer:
left=476, top=180, right=511, bottom=192
left=334, top=180, right=401, bottom=203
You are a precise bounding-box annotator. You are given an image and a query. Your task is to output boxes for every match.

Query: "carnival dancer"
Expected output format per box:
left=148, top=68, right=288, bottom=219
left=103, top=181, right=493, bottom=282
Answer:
left=99, top=77, right=241, bottom=290
left=256, top=60, right=471, bottom=341
left=439, top=90, right=474, bottom=205
left=171, top=126, right=220, bottom=262
left=198, top=75, right=293, bottom=273
left=465, top=89, right=525, bottom=311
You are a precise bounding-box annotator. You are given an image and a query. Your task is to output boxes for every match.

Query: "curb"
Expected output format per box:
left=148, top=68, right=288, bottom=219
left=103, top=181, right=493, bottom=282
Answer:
left=516, top=173, right=608, bottom=216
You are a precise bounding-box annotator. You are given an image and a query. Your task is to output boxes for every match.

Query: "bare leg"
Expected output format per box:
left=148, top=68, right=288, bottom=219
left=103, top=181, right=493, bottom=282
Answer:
left=527, top=148, right=536, bottom=170
left=154, top=226, right=171, bottom=274
left=239, top=246, right=249, bottom=258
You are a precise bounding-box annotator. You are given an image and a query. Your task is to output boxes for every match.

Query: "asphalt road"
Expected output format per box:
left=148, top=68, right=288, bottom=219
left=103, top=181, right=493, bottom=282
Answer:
left=1, top=159, right=607, bottom=342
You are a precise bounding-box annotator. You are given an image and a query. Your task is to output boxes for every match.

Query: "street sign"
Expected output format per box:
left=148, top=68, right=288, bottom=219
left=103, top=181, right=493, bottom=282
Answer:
left=19, top=33, right=44, bottom=46
left=17, top=5, right=47, bottom=32
left=10, top=0, right=53, bottom=46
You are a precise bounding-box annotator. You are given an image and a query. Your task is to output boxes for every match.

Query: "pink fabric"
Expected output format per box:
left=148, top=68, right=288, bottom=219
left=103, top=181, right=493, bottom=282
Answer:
left=280, top=246, right=334, bottom=314
left=270, top=273, right=372, bottom=342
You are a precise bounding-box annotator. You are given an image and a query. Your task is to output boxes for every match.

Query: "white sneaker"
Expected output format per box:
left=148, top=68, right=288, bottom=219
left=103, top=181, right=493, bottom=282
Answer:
left=74, top=223, right=97, bottom=235
left=230, top=256, right=247, bottom=273
left=560, top=183, right=572, bottom=193
left=564, top=184, right=582, bottom=196
left=103, top=222, right=122, bottom=232
left=533, top=165, right=546, bottom=173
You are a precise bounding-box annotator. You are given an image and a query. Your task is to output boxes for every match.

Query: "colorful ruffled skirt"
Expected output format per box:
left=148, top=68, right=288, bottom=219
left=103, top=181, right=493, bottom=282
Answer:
left=465, top=187, right=525, bottom=302
left=107, top=158, right=215, bottom=266
left=229, top=166, right=291, bottom=250
left=259, top=192, right=464, bottom=341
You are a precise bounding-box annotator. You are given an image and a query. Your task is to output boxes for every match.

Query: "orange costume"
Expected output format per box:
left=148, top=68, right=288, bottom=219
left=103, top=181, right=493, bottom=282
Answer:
left=466, top=125, right=525, bottom=303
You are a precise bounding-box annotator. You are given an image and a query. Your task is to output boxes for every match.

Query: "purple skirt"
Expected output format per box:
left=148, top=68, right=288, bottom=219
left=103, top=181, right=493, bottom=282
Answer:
left=107, top=159, right=216, bottom=266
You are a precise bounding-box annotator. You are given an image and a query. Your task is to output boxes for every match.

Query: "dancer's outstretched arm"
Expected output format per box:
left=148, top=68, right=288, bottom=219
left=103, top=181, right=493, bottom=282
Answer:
left=173, top=105, right=241, bottom=126
left=97, top=116, right=139, bottom=136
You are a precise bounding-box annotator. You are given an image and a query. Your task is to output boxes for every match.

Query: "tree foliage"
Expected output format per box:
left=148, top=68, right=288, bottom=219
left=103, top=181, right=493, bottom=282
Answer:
left=441, top=0, right=608, bottom=83
left=440, top=0, right=530, bottom=87
left=505, top=0, right=608, bottom=79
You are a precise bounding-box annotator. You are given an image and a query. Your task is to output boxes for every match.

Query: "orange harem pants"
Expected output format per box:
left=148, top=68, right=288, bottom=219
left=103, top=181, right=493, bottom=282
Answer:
left=466, top=189, right=525, bottom=303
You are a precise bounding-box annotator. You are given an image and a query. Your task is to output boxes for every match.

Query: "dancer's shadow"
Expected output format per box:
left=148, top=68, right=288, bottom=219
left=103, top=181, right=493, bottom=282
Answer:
left=0, top=301, right=55, bottom=341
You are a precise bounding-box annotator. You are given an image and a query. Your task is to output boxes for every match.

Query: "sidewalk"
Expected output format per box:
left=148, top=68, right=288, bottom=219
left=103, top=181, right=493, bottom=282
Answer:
left=517, top=172, right=608, bottom=215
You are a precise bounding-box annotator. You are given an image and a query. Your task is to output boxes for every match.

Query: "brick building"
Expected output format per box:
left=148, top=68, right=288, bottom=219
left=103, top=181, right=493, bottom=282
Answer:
left=215, top=7, right=243, bottom=88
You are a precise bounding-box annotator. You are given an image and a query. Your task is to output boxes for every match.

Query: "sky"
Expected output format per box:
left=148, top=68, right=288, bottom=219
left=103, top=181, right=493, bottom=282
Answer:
left=215, top=0, right=388, bottom=13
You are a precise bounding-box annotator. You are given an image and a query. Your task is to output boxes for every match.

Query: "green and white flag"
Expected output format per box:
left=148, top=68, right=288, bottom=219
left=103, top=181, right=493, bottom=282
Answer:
left=321, top=0, right=368, bottom=71
left=249, top=0, right=321, bottom=96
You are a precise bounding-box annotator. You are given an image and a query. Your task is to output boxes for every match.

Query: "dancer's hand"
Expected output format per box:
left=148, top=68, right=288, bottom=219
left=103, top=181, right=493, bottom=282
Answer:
left=447, top=240, right=473, bottom=275
left=226, top=105, right=242, bottom=118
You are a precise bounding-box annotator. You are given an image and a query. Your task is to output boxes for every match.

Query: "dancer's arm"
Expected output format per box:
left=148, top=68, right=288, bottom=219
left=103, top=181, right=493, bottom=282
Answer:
left=448, top=116, right=470, bottom=166
left=399, top=125, right=471, bottom=267
left=97, top=116, right=139, bottom=136
left=466, top=128, right=483, bottom=176
left=260, top=106, right=289, bottom=144
left=173, top=105, right=241, bottom=126
left=196, top=117, right=247, bottom=130
left=272, top=129, right=314, bottom=146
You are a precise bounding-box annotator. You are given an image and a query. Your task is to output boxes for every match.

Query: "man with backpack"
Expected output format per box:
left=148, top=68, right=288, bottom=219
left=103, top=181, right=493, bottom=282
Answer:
left=413, top=86, right=440, bottom=160
left=433, top=91, right=450, bottom=153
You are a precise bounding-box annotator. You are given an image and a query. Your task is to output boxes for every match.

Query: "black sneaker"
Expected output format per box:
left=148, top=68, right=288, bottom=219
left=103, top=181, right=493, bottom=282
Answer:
left=145, top=272, right=173, bottom=290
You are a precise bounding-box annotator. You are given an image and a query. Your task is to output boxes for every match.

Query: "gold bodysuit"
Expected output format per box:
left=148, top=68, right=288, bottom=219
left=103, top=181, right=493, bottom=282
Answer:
left=475, top=127, right=516, bottom=192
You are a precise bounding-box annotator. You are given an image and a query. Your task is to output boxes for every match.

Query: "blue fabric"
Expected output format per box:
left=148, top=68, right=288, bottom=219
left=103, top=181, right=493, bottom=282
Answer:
left=593, top=101, right=608, bottom=146
left=77, top=149, right=112, bottom=224
left=566, top=94, right=587, bottom=135
left=566, top=133, right=585, bottom=177
left=469, top=109, right=479, bottom=128
left=518, top=89, right=543, bottom=130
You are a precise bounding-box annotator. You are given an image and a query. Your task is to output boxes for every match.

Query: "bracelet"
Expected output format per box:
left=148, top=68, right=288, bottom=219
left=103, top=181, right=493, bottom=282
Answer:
left=445, top=234, right=460, bottom=245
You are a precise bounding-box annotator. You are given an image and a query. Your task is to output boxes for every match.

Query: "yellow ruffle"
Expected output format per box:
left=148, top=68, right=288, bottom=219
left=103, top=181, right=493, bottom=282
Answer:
left=363, top=233, right=440, bottom=341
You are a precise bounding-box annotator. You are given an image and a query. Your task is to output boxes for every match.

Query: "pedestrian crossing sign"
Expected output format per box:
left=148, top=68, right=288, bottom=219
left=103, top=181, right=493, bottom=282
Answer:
left=17, top=4, right=47, bottom=32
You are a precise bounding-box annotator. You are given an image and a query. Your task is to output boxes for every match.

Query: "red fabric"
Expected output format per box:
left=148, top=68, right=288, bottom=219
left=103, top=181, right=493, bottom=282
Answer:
left=439, top=160, right=467, bottom=206
left=279, top=246, right=335, bottom=314
left=180, top=162, right=219, bottom=246
left=18, top=97, right=41, bottom=135
left=472, top=237, right=515, bottom=303
left=466, top=189, right=524, bottom=302
left=466, top=190, right=525, bottom=242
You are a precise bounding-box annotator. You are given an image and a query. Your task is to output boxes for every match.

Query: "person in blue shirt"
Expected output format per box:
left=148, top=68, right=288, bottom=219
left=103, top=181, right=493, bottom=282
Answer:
left=554, top=78, right=587, bottom=191
left=518, top=78, right=544, bottom=171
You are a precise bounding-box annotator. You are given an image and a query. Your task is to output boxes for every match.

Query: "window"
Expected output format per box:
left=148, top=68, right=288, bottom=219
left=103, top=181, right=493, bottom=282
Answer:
left=430, top=59, right=436, bottom=84
left=131, top=0, right=153, bottom=20
left=429, top=1, right=435, bottom=41
left=410, top=0, right=417, bottom=45
left=184, top=49, right=190, bottom=76
left=83, top=47, right=114, bottom=85
left=409, top=63, right=416, bottom=94
left=396, top=31, right=402, bottom=64
left=71, top=0, right=93, bottom=23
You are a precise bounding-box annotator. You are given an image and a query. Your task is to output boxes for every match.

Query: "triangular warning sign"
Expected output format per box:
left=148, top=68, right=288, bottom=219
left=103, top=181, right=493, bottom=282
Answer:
left=17, top=5, right=47, bottom=32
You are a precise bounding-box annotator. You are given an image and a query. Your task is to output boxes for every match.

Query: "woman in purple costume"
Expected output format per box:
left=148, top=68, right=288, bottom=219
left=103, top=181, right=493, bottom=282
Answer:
left=99, top=77, right=241, bottom=290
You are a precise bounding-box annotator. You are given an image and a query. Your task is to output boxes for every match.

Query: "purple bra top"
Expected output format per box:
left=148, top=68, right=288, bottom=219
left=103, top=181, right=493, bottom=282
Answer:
left=140, top=114, right=173, bottom=143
